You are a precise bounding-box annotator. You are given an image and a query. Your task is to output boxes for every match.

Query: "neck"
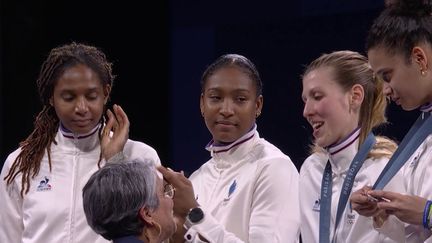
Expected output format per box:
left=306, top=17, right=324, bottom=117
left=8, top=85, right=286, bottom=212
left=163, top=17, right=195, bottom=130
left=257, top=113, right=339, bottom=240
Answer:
left=142, top=227, right=161, bottom=243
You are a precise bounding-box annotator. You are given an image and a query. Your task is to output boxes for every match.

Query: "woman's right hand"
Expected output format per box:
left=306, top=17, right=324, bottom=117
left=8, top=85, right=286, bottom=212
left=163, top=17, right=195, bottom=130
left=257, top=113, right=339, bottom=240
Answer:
left=157, top=166, right=199, bottom=218
left=350, top=186, right=381, bottom=217
left=101, top=104, right=130, bottom=160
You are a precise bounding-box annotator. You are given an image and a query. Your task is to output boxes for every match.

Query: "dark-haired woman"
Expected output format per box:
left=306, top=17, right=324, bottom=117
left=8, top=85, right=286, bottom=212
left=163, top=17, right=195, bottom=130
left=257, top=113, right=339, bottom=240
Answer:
left=350, top=0, right=432, bottom=241
left=0, top=42, right=160, bottom=243
left=159, top=54, right=301, bottom=243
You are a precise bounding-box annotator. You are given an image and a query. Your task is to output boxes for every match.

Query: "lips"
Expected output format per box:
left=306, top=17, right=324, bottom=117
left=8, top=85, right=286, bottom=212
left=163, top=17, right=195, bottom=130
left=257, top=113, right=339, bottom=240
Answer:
left=216, top=120, right=236, bottom=126
left=308, top=119, right=324, bottom=138
left=72, top=119, right=92, bottom=127
left=391, top=97, right=401, bottom=105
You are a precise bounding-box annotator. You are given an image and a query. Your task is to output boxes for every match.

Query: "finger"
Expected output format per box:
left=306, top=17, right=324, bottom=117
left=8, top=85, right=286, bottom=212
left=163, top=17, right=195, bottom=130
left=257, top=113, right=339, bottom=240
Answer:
left=104, top=109, right=115, bottom=136
left=369, top=190, right=398, bottom=201
left=114, top=104, right=130, bottom=128
left=157, top=166, right=178, bottom=182
left=112, top=111, right=120, bottom=132
left=350, top=193, right=369, bottom=204
left=376, top=201, right=397, bottom=211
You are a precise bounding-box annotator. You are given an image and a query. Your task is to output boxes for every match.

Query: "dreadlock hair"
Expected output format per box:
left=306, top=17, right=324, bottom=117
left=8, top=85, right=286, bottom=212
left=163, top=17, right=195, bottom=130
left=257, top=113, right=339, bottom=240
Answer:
left=4, top=42, right=115, bottom=197
left=302, top=50, right=397, bottom=159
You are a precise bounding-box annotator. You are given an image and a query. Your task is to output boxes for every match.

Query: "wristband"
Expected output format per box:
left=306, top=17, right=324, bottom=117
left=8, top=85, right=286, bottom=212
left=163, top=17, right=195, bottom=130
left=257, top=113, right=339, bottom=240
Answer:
left=423, top=200, right=432, bottom=229
left=428, top=201, right=432, bottom=229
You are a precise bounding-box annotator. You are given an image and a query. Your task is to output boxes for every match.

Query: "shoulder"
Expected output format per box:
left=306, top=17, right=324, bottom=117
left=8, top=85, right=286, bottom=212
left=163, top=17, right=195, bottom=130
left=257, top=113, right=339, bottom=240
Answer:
left=0, top=147, right=23, bottom=182
left=369, top=135, right=397, bottom=159
left=123, top=139, right=161, bottom=165
left=255, top=139, right=291, bottom=161
left=300, top=152, right=327, bottom=177
left=253, top=138, right=299, bottom=174
left=2, top=147, right=22, bottom=170
left=189, top=159, right=212, bottom=181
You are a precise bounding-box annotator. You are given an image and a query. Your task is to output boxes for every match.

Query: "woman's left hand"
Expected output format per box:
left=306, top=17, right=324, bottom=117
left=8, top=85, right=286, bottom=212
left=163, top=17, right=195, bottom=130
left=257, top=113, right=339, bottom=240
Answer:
left=101, top=104, right=129, bottom=160
left=369, top=190, right=428, bottom=225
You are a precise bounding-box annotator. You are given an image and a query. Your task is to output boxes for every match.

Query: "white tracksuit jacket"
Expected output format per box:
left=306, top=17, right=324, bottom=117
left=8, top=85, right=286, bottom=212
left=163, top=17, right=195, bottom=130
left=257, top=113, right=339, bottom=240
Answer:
left=377, top=108, right=432, bottom=243
left=0, top=125, right=161, bottom=243
left=299, top=128, right=404, bottom=243
left=184, top=126, right=301, bottom=243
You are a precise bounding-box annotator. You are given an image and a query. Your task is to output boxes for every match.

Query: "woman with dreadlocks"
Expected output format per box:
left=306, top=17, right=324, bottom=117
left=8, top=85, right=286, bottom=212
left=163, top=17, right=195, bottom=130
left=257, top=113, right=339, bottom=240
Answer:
left=0, top=42, right=161, bottom=243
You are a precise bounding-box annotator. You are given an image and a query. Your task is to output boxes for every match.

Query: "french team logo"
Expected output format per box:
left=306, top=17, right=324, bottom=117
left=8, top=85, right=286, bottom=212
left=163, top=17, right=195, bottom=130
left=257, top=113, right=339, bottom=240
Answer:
left=37, top=176, right=52, bottom=192
left=223, top=180, right=237, bottom=202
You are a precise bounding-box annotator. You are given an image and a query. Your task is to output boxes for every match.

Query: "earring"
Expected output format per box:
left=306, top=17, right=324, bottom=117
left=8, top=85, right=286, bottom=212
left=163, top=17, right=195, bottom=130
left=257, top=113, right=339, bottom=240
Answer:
left=256, top=111, right=261, bottom=118
left=421, top=69, right=427, bottom=76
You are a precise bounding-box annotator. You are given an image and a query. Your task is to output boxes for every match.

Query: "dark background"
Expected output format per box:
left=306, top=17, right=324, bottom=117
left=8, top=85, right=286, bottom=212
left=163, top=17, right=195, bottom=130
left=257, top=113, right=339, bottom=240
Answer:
left=1, top=0, right=420, bottom=176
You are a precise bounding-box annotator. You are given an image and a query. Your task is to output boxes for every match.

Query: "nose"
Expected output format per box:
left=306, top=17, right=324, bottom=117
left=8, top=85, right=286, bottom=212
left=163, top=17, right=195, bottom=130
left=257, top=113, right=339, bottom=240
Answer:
left=220, top=99, right=234, bottom=117
left=303, top=100, right=313, bottom=118
left=382, top=82, right=392, bottom=97
left=75, top=97, right=89, bottom=114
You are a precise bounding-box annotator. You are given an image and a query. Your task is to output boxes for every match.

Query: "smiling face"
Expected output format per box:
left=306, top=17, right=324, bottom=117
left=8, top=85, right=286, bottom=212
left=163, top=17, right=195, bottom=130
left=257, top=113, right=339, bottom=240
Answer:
left=200, top=67, right=263, bottom=144
left=368, top=47, right=432, bottom=110
left=302, top=67, right=360, bottom=147
left=51, top=64, right=110, bottom=134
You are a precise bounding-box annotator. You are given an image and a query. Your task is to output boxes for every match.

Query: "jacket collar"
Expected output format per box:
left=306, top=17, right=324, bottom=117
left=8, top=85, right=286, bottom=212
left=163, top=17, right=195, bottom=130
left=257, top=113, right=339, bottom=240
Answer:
left=55, top=123, right=101, bottom=152
left=420, top=103, right=432, bottom=113
left=205, top=124, right=259, bottom=169
left=326, top=127, right=360, bottom=175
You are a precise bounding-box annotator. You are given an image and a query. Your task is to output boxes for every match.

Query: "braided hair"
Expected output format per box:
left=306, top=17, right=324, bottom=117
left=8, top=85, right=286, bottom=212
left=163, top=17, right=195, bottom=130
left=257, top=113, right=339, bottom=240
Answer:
left=4, top=42, right=115, bottom=197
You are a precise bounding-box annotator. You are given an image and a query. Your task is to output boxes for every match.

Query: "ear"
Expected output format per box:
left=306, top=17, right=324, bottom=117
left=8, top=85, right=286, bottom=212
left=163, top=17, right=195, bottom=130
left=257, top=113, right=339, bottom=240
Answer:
left=412, top=46, right=428, bottom=72
left=255, top=95, right=263, bottom=118
left=138, top=206, right=154, bottom=225
left=200, top=93, right=205, bottom=117
left=349, top=84, right=364, bottom=111
left=103, top=84, right=112, bottom=105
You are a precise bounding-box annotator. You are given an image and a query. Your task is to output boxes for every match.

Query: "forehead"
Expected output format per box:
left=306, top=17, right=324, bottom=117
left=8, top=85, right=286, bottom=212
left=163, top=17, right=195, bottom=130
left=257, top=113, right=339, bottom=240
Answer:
left=55, top=64, right=102, bottom=89
left=367, top=48, right=405, bottom=71
left=302, top=67, right=339, bottom=93
left=204, top=67, right=256, bottom=92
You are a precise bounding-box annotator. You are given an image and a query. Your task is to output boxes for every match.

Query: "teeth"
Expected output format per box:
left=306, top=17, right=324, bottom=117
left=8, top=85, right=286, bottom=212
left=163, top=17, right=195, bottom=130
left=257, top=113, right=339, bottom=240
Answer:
left=312, top=122, right=323, bottom=129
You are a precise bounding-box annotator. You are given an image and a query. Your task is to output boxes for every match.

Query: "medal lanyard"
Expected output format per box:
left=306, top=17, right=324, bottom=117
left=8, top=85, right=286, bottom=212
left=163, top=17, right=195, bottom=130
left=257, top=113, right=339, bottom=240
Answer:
left=319, top=132, right=376, bottom=243
left=373, top=112, right=432, bottom=190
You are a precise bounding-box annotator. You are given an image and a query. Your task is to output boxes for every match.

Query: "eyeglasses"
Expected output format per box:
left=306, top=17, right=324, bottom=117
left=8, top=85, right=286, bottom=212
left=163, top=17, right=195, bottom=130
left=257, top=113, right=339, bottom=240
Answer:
left=163, top=183, right=175, bottom=199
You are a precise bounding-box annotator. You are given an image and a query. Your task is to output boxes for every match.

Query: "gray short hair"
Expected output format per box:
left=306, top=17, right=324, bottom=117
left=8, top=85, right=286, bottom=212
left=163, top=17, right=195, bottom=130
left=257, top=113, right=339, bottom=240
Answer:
left=82, top=160, right=159, bottom=240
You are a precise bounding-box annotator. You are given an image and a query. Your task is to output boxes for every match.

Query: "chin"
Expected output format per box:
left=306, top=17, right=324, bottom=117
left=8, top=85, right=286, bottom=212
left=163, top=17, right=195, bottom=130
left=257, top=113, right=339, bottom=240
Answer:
left=213, top=134, right=236, bottom=144
left=315, top=138, right=330, bottom=148
left=400, top=103, right=420, bottom=111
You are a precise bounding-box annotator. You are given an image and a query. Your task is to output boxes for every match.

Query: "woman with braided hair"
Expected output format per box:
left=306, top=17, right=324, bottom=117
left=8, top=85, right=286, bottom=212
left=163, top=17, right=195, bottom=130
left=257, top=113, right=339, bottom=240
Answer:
left=0, top=42, right=161, bottom=243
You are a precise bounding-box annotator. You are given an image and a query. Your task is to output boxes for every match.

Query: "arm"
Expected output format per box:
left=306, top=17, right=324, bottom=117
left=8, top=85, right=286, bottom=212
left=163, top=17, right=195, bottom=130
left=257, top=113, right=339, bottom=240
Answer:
left=101, top=104, right=129, bottom=161
left=369, top=190, right=427, bottom=226
left=102, top=104, right=162, bottom=166
left=247, top=159, right=300, bottom=242
left=158, top=166, right=238, bottom=243
left=0, top=154, right=24, bottom=242
left=161, top=158, right=301, bottom=243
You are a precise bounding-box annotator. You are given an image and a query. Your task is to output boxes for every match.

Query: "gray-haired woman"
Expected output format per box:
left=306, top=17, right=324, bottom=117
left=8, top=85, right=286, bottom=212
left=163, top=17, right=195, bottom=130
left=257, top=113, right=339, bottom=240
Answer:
left=83, top=160, right=176, bottom=243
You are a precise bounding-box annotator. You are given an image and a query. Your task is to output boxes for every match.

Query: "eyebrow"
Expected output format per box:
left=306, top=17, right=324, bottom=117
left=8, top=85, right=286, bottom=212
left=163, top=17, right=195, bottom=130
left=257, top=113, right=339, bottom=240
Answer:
left=206, top=87, right=251, bottom=92
left=59, top=87, right=100, bottom=93
left=375, top=68, right=391, bottom=76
